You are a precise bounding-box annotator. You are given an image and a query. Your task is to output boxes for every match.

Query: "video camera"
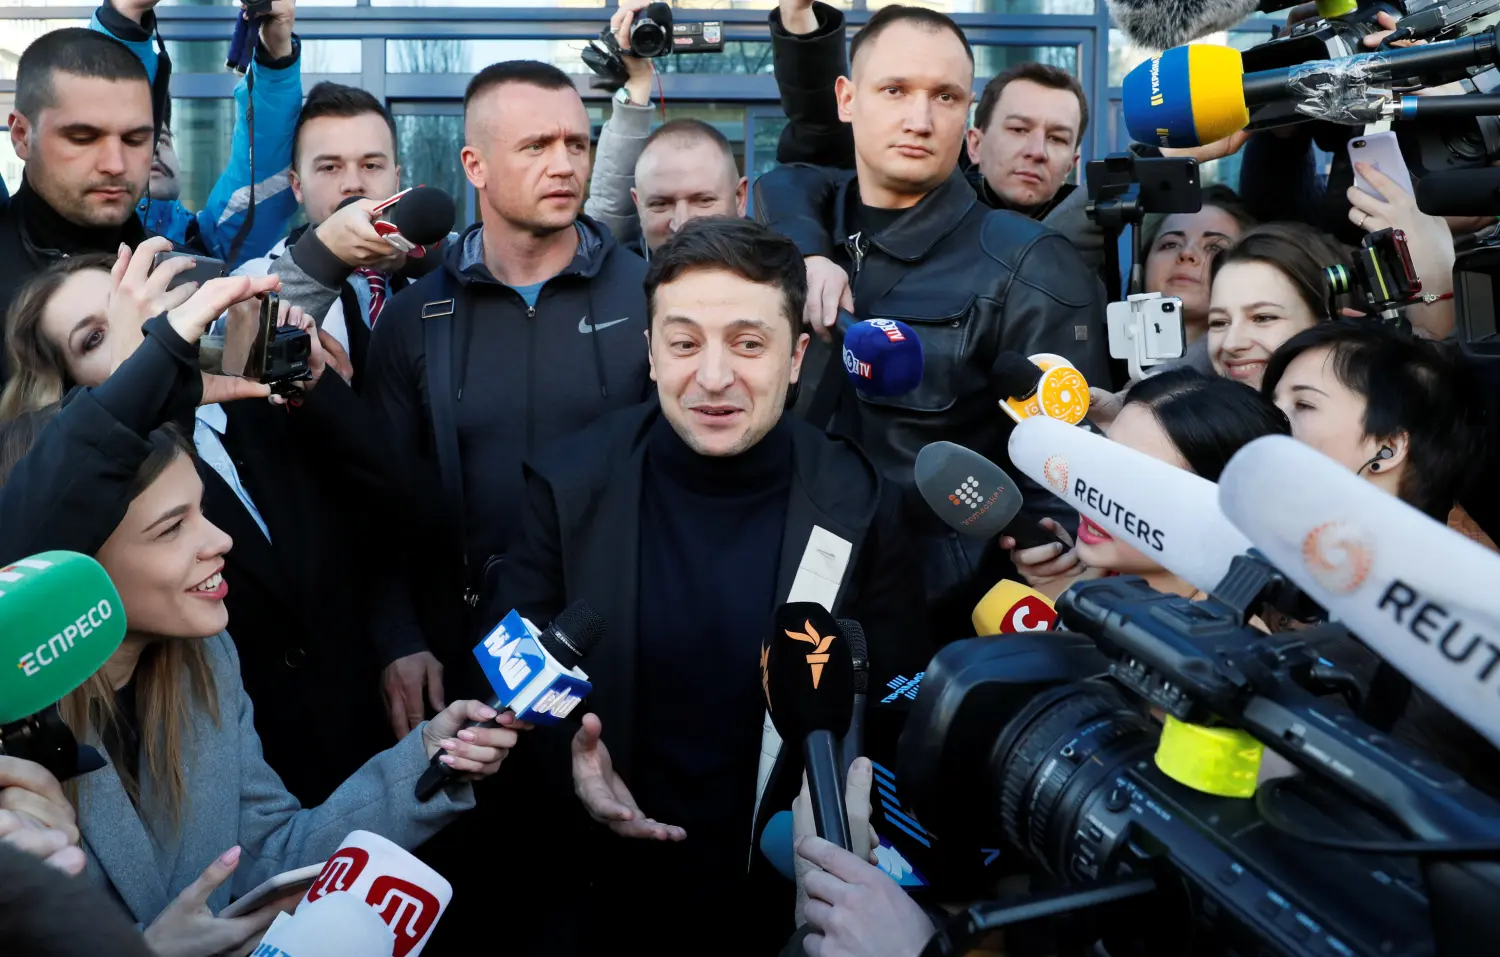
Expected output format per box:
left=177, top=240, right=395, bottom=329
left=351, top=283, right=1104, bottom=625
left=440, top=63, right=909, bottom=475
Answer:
left=899, top=561, right=1500, bottom=956
left=581, top=2, right=725, bottom=92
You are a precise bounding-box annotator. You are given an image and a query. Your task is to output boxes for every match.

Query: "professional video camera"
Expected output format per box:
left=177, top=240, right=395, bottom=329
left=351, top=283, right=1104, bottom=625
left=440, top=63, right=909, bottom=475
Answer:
left=1085, top=153, right=1203, bottom=377
left=581, top=1, right=725, bottom=92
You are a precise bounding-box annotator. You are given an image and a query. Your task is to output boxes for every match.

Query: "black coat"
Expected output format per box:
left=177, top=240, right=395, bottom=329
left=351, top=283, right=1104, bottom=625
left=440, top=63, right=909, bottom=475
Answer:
left=469, top=400, right=931, bottom=953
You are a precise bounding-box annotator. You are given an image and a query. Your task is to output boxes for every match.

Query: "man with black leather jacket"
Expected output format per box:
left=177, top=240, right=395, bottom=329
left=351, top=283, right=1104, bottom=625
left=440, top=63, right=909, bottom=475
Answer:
left=755, top=5, right=1111, bottom=641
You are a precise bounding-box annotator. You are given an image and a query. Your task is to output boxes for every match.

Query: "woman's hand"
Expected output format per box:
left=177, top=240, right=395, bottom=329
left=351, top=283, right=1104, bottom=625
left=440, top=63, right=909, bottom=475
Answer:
left=144, top=847, right=284, bottom=957
left=420, top=700, right=531, bottom=780
left=999, top=519, right=1098, bottom=600
left=107, top=238, right=198, bottom=337
left=159, top=275, right=283, bottom=407
left=1346, top=160, right=1457, bottom=339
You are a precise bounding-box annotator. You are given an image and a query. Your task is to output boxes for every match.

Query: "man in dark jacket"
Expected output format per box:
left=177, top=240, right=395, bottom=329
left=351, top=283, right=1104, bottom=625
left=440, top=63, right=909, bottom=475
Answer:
left=364, top=59, right=651, bottom=728
left=489, top=217, right=929, bottom=955
left=756, top=5, right=1111, bottom=641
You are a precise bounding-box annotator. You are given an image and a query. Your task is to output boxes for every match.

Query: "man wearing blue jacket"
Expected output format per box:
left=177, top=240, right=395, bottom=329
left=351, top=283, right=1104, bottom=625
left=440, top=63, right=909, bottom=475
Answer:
left=90, top=0, right=301, bottom=268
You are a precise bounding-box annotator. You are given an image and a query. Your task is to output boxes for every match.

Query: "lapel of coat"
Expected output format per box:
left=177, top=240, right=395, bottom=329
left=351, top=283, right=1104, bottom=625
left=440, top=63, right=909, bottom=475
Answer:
left=78, top=751, right=171, bottom=923
left=194, top=446, right=291, bottom=607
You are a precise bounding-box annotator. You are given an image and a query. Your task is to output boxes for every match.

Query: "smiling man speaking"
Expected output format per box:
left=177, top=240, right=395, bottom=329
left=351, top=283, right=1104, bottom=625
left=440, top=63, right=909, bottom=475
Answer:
left=489, top=216, right=930, bottom=954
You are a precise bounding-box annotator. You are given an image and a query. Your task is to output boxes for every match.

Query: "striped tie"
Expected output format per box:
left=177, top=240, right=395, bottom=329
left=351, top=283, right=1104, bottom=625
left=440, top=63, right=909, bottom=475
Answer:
left=356, top=268, right=388, bottom=326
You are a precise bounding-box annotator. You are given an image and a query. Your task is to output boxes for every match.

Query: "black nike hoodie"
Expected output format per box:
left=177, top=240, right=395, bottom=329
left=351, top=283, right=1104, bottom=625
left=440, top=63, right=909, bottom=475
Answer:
left=365, top=215, right=651, bottom=669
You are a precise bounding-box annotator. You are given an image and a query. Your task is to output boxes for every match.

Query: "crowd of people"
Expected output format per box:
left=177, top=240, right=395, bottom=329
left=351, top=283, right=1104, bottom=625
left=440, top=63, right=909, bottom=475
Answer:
left=0, top=0, right=1496, bottom=954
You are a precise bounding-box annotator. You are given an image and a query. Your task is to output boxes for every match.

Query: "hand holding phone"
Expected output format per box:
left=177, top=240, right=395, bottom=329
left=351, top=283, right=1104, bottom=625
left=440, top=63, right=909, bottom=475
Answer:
left=1348, top=132, right=1415, bottom=203
left=219, top=863, right=323, bottom=919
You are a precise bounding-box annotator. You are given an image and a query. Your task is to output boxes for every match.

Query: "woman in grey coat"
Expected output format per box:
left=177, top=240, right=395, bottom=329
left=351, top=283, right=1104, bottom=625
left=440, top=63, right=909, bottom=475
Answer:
left=63, top=424, right=523, bottom=956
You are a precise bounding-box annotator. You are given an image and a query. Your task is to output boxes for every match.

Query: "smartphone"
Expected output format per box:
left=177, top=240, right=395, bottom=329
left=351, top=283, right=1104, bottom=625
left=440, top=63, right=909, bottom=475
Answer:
left=1107, top=295, right=1186, bottom=364
left=1348, top=132, right=1415, bottom=202
left=150, top=250, right=226, bottom=292
left=218, top=863, right=323, bottom=918
left=1005, top=511, right=1064, bottom=551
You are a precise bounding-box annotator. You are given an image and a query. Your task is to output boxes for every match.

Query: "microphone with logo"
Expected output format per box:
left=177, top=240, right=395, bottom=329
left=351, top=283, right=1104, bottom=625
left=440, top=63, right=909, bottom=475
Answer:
left=1008, top=416, right=1253, bottom=596
left=0, top=552, right=124, bottom=782
left=764, top=602, right=857, bottom=850
left=414, top=601, right=607, bottom=801
left=835, top=311, right=925, bottom=397
left=914, top=440, right=1065, bottom=552
left=971, top=580, right=1059, bottom=636
left=994, top=352, right=1091, bottom=426
left=1219, top=435, right=1500, bottom=750
left=336, top=186, right=457, bottom=259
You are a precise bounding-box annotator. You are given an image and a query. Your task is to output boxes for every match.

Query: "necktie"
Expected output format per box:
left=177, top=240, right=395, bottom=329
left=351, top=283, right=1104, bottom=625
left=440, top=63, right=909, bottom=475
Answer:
left=356, top=268, right=388, bottom=326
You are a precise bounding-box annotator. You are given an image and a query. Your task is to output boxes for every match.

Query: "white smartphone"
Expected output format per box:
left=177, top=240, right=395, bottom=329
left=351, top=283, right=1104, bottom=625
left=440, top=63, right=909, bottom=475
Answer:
left=1348, top=131, right=1415, bottom=202
left=218, top=863, right=324, bottom=918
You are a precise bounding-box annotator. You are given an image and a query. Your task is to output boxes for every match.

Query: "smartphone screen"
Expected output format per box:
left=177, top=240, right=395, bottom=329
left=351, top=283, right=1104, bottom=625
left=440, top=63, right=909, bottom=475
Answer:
left=150, top=251, right=226, bottom=292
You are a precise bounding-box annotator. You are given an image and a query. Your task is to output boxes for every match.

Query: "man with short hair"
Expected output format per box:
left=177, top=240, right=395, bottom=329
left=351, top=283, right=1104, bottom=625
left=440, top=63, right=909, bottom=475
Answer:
left=492, top=216, right=927, bottom=954
left=366, top=60, right=651, bottom=732
left=967, top=62, right=1089, bottom=219
left=755, top=5, right=1111, bottom=639
left=0, top=28, right=158, bottom=383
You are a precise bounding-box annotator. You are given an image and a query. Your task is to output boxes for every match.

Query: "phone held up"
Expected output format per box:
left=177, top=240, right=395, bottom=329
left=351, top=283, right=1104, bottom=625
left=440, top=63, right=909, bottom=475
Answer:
left=197, top=291, right=312, bottom=395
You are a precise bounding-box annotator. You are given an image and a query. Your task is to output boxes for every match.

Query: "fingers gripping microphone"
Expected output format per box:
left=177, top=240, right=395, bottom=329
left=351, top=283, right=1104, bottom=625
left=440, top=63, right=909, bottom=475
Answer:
left=1218, top=435, right=1500, bottom=750
left=836, top=312, right=925, bottom=397
left=1008, top=416, right=1253, bottom=595
left=994, top=352, right=1092, bottom=426
left=764, top=602, right=856, bottom=850
left=972, top=580, right=1059, bottom=636
left=414, top=601, right=607, bottom=801
left=0, top=552, right=123, bottom=782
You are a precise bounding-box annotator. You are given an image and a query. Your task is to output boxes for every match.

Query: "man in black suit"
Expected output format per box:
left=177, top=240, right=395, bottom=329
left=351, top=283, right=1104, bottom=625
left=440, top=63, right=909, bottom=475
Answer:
left=489, top=217, right=930, bottom=954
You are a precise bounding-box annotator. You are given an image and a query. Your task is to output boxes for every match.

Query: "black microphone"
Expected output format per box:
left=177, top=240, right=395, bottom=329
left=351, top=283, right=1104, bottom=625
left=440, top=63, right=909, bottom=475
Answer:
left=764, top=602, right=856, bottom=850
left=835, top=618, right=868, bottom=791
left=381, top=186, right=457, bottom=248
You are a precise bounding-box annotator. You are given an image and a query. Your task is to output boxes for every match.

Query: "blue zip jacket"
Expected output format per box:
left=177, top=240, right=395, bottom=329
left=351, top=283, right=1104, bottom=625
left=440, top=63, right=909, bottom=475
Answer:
left=89, top=3, right=301, bottom=268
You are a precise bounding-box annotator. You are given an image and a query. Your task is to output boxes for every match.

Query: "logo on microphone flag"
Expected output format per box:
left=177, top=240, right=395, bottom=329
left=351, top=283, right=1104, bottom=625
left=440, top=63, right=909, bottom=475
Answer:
left=1302, top=520, right=1375, bottom=594
left=1043, top=455, right=1069, bottom=496
left=785, top=619, right=837, bottom=688
left=1001, top=596, right=1058, bottom=633
left=367, top=876, right=441, bottom=957
left=306, top=847, right=370, bottom=902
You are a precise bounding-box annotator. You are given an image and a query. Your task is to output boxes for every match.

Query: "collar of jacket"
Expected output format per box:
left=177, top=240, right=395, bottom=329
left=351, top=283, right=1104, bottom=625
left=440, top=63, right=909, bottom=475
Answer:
left=967, top=165, right=1076, bottom=221
left=836, top=167, right=979, bottom=263
left=443, top=213, right=619, bottom=287
left=13, top=176, right=149, bottom=262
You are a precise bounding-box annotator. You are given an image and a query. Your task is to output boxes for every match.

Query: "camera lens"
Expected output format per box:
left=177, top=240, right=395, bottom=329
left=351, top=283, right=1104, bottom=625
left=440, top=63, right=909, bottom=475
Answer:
left=995, top=683, right=1155, bottom=874
left=1162, top=301, right=1176, bottom=313
left=1325, top=263, right=1353, bottom=295
left=631, top=19, right=668, bottom=57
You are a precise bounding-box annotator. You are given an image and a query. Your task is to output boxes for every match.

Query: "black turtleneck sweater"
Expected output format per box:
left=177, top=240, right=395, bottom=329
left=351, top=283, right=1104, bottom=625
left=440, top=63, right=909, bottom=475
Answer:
left=619, top=412, right=793, bottom=943
left=0, top=179, right=151, bottom=384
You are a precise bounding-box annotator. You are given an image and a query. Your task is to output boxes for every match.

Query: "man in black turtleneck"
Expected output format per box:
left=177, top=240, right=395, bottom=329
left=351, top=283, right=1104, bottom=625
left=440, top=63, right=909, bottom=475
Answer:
left=488, top=217, right=929, bottom=955
left=0, top=28, right=160, bottom=384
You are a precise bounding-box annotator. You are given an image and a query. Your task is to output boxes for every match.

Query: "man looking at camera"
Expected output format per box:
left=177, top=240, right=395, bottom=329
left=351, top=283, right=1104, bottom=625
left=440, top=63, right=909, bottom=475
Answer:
left=489, top=217, right=928, bottom=955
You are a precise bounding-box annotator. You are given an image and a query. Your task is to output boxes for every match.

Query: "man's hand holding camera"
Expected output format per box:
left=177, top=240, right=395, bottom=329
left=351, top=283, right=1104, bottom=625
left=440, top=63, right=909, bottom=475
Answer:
left=610, top=0, right=659, bottom=106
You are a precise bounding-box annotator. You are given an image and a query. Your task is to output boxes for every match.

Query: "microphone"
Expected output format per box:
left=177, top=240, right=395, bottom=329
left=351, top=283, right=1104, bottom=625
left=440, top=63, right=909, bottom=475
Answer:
left=257, top=892, right=397, bottom=957
left=994, top=352, right=1091, bottom=426
left=1416, top=168, right=1500, bottom=216
left=1218, top=435, right=1500, bottom=750
left=971, top=580, right=1059, bottom=635
left=413, top=601, right=607, bottom=801
left=297, top=829, right=452, bottom=957
left=0, top=552, right=123, bottom=782
left=764, top=602, right=856, bottom=850
left=913, top=440, right=1061, bottom=550
left=1124, top=30, right=1500, bottom=146
left=836, top=312, right=925, bottom=397
left=1106, top=0, right=1264, bottom=51
left=1008, top=416, right=1253, bottom=595
left=836, top=618, right=869, bottom=791
left=337, top=187, right=457, bottom=259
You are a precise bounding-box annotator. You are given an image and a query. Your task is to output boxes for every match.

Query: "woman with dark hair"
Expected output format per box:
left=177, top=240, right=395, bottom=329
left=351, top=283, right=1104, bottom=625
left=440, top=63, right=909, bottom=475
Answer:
left=1205, top=221, right=1350, bottom=390
left=1006, top=369, right=1290, bottom=599
left=1141, top=185, right=1257, bottom=347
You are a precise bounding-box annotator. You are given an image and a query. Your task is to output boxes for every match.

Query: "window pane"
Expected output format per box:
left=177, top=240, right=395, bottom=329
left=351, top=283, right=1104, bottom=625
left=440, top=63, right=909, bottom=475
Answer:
left=655, top=42, right=774, bottom=76
left=171, top=97, right=235, bottom=215
left=0, top=92, right=18, bottom=196
left=751, top=113, right=788, bottom=178
left=163, top=39, right=361, bottom=73
left=869, top=0, right=1092, bottom=11
left=0, top=20, right=88, bottom=79
left=975, top=44, right=1078, bottom=79
left=394, top=113, right=469, bottom=223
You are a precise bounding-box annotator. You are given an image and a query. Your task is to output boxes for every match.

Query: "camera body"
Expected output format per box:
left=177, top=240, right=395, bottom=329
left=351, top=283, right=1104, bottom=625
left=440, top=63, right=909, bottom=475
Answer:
left=1325, top=227, right=1423, bottom=323
left=899, top=567, right=1500, bottom=956
left=198, top=292, right=311, bottom=395
left=581, top=3, right=725, bottom=90
left=1107, top=293, right=1186, bottom=382
left=1454, top=239, right=1500, bottom=350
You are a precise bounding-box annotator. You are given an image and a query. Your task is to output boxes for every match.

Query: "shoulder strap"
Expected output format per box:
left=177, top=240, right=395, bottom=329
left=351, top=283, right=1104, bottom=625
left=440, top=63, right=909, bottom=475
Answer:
left=420, top=294, right=470, bottom=597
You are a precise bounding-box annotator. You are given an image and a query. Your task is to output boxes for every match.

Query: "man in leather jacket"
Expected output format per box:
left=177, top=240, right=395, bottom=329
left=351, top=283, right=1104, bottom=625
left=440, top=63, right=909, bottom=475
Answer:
left=754, top=5, right=1111, bottom=642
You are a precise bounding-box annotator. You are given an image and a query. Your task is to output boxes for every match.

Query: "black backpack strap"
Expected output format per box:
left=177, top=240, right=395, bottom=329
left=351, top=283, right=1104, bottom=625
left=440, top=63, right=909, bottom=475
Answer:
left=420, top=295, right=472, bottom=603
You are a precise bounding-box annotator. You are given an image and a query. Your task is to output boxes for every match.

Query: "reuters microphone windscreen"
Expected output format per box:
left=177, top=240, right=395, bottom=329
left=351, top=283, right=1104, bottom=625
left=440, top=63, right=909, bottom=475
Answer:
left=1008, top=416, right=1252, bottom=595
left=972, top=580, right=1058, bottom=636
left=0, top=552, right=124, bottom=725
left=1123, top=45, right=1251, bottom=148
left=1219, top=435, right=1500, bottom=751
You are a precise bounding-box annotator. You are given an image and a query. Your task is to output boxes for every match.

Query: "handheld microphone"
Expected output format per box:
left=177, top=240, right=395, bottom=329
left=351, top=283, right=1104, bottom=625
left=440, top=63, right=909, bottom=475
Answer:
left=414, top=601, right=607, bottom=801
left=1124, top=30, right=1500, bottom=146
left=1106, top=0, right=1266, bottom=51
left=994, top=352, right=1091, bottom=426
left=0, top=552, right=123, bottom=782
left=913, top=440, right=1060, bottom=550
left=1008, top=416, right=1253, bottom=595
left=338, top=187, right=457, bottom=259
left=836, top=618, right=869, bottom=791
left=1218, top=435, right=1500, bottom=750
left=257, top=892, right=397, bottom=957
left=297, top=829, right=452, bottom=957
left=764, top=602, right=856, bottom=850
left=836, top=312, right=925, bottom=397
left=971, top=580, right=1059, bottom=636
